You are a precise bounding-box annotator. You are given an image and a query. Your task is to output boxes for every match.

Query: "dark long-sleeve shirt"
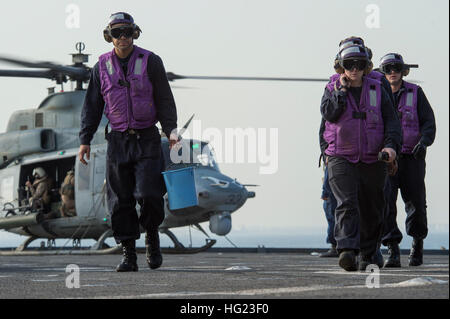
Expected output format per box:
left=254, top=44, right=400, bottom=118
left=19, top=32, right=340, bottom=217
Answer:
left=79, top=49, right=177, bottom=145
left=319, top=82, right=402, bottom=154
left=393, top=82, right=436, bottom=147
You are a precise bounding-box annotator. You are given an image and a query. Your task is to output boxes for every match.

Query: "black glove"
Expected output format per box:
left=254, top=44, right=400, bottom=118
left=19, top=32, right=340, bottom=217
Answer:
left=412, top=142, right=427, bottom=160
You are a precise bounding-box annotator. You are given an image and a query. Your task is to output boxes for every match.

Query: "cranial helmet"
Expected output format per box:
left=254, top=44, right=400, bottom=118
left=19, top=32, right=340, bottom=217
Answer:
left=379, top=53, right=410, bottom=76
left=103, top=12, right=142, bottom=43
left=32, top=167, right=47, bottom=179
left=338, top=36, right=365, bottom=52
left=336, top=44, right=372, bottom=75
left=334, top=37, right=372, bottom=75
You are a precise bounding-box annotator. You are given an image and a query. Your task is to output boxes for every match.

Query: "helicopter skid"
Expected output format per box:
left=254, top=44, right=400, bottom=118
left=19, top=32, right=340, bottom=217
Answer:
left=159, top=228, right=216, bottom=254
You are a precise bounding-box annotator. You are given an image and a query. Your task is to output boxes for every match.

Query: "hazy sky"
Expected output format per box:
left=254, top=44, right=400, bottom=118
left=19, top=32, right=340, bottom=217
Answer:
left=0, top=1, right=448, bottom=244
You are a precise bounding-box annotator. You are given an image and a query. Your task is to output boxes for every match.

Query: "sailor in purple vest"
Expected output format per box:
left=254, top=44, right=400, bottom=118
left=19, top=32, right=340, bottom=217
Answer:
left=379, top=53, right=436, bottom=267
left=318, top=37, right=393, bottom=265
left=79, top=12, right=178, bottom=272
left=321, top=44, right=402, bottom=271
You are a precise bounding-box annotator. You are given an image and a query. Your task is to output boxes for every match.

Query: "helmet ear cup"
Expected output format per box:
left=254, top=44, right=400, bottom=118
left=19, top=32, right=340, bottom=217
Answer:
left=132, top=25, right=141, bottom=40
left=336, top=65, right=344, bottom=74
left=403, top=68, right=410, bottom=76
left=364, top=61, right=373, bottom=75
left=103, top=27, right=112, bottom=43
left=336, top=59, right=345, bottom=74
left=334, top=58, right=344, bottom=74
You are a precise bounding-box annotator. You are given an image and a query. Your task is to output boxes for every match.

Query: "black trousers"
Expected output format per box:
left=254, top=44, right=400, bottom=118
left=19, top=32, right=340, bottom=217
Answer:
left=382, top=155, right=427, bottom=245
left=105, top=126, right=166, bottom=243
left=328, top=156, right=387, bottom=257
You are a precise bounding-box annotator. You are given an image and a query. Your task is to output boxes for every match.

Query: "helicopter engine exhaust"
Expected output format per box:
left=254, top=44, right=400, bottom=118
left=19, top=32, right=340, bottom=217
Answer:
left=209, top=211, right=232, bottom=236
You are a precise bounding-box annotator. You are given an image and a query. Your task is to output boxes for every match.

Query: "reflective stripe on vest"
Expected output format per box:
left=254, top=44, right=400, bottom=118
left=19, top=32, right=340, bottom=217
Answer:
left=398, top=81, right=420, bottom=154
left=106, top=59, right=114, bottom=75
left=134, top=57, right=143, bottom=75
left=406, top=89, right=414, bottom=107
left=369, top=86, right=377, bottom=107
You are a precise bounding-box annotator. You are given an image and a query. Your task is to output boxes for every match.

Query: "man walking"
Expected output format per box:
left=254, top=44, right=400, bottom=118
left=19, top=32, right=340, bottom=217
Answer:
left=79, top=12, right=178, bottom=272
left=379, top=53, right=436, bottom=267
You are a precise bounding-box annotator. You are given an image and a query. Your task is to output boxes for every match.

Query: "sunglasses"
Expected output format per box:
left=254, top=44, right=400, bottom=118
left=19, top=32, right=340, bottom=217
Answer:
left=110, top=26, right=134, bottom=39
left=383, top=63, right=403, bottom=74
left=342, top=59, right=367, bottom=71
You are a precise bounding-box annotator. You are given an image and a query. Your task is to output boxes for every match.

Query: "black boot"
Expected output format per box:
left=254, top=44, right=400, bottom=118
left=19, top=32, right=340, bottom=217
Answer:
left=409, top=238, right=423, bottom=266
left=358, top=254, right=372, bottom=271
left=371, top=246, right=384, bottom=269
left=116, top=240, right=138, bottom=272
left=319, top=245, right=339, bottom=258
left=338, top=250, right=357, bottom=271
left=146, top=230, right=163, bottom=270
left=384, top=242, right=401, bottom=268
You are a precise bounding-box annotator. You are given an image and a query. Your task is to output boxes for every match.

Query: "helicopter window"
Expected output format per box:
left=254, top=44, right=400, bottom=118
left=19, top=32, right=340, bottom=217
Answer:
left=162, top=140, right=219, bottom=171
left=35, top=113, right=43, bottom=128
left=198, top=145, right=219, bottom=169
left=19, top=157, right=76, bottom=209
left=20, top=125, right=28, bottom=131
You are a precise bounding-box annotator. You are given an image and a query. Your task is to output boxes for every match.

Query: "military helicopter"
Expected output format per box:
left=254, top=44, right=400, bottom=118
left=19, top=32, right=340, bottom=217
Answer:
left=0, top=43, right=327, bottom=254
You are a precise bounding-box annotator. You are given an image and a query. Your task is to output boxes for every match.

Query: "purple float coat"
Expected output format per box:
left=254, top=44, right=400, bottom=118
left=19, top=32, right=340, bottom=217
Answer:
left=398, top=80, right=420, bottom=154
left=98, top=45, right=157, bottom=131
left=368, top=70, right=383, bottom=81
left=324, top=76, right=384, bottom=164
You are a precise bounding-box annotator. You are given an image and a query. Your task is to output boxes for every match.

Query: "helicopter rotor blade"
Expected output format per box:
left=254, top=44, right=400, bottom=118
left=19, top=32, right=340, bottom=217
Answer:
left=0, top=69, right=55, bottom=79
left=170, top=85, right=197, bottom=89
left=0, top=55, right=89, bottom=79
left=166, top=72, right=329, bottom=83
left=177, top=114, right=195, bottom=140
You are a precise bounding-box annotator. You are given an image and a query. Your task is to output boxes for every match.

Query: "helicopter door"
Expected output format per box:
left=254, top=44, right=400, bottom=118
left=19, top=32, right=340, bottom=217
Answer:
left=0, top=166, right=19, bottom=213
left=74, top=156, right=94, bottom=218
left=92, top=150, right=107, bottom=221
left=74, top=150, right=107, bottom=220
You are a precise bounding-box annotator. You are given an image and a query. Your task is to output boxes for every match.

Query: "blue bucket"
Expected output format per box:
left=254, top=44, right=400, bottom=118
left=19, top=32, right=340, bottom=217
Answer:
left=162, top=167, right=198, bottom=210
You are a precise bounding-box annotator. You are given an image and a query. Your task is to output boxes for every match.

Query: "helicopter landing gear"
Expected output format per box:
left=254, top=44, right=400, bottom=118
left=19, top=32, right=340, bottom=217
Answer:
left=160, top=226, right=217, bottom=254
left=90, top=229, right=113, bottom=250
left=47, top=239, right=56, bottom=249
left=72, top=238, right=81, bottom=248
left=160, top=228, right=185, bottom=249
left=15, top=236, right=39, bottom=252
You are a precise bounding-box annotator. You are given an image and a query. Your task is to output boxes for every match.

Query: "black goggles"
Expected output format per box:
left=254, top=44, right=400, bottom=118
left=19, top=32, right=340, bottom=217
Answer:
left=110, top=26, right=134, bottom=39
left=342, top=59, right=367, bottom=71
left=382, top=63, right=403, bottom=74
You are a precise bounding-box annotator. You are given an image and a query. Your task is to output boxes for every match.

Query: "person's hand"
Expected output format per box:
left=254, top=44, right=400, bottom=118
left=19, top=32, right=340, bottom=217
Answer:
left=169, top=132, right=180, bottom=150
left=339, top=74, right=350, bottom=91
left=412, top=142, right=427, bottom=160
left=78, top=145, right=91, bottom=165
left=25, top=181, right=32, bottom=188
left=381, top=147, right=396, bottom=163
